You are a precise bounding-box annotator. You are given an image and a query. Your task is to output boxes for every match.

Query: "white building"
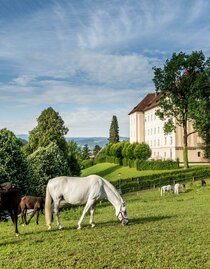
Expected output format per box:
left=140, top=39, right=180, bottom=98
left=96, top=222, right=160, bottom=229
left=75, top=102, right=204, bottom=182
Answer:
left=129, top=93, right=209, bottom=163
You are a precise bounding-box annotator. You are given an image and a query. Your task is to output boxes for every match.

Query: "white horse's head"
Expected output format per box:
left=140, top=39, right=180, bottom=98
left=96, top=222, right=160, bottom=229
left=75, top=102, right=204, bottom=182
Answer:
left=117, top=201, right=128, bottom=225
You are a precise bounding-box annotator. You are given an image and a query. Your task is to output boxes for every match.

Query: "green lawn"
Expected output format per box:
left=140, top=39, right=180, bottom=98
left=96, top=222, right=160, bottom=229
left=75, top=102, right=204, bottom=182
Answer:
left=81, top=163, right=173, bottom=182
left=0, top=180, right=210, bottom=268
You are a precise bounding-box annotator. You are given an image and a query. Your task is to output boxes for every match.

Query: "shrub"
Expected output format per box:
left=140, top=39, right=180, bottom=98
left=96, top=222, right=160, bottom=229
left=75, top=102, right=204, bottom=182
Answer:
left=27, top=142, right=71, bottom=196
left=81, top=158, right=95, bottom=169
left=134, top=143, right=151, bottom=160
left=126, top=143, right=137, bottom=159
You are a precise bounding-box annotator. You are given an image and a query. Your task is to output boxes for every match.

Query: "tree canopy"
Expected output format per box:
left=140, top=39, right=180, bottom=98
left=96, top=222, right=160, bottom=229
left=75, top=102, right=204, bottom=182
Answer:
left=153, top=51, right=210, bottom=168
left=24, top=107, right=69, bottom=155
left=0, top=128, right=30, bottom=194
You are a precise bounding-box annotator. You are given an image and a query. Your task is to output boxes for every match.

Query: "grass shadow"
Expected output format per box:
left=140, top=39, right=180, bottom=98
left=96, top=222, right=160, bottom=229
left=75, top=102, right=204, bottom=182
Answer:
left=97, top=165, right=121, bottom=178
left=128, top=215, right=174, bottom=225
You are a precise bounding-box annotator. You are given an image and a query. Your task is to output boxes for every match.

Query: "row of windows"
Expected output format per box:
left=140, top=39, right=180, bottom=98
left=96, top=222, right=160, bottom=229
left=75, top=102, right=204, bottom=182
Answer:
left=146, top=127, right=160, bottom=135
left=145, top=114, right=157, bottom=122
left=146, top=137, right=173, bottom=147
left=152, top=151, right=202, bottom=159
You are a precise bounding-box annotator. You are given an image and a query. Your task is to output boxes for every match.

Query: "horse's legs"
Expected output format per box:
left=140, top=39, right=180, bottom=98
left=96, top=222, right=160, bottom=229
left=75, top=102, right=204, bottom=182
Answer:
left=9, top=209, right=19, bottom=236
left=22, top=208, right=27, bottom=225
left=77, top=199, right=95, bottom=230
left=89, top=205, right=96, bottom=228
left=53, top=199, right=62, bottom=230
left=36, top=210, right=40, bottom=225
left=20, top=209, right=25, bottom=225
left=27, top=209, right=37, bottom=225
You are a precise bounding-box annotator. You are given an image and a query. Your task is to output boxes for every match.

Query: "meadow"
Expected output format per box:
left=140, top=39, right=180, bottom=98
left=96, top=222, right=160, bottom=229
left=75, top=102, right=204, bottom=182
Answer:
left=0, top=180, right=210, bottom=269
left=81, top=162, right=174, bottom=182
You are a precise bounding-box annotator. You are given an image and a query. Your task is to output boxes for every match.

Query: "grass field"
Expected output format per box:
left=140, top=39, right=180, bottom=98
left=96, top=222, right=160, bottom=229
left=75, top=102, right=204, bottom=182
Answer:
left=0, top=180, right=210, bottom=269
left=81, top=163, right=174, bottom=182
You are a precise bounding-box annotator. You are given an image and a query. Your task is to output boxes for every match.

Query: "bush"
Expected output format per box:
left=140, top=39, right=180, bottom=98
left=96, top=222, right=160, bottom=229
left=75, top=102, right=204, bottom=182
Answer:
left=136, top=159, right=179, bottom=170
left=134, top=143, right=151, bottom=160
left=126, top=143, right=137, bottom=159
left=110, top=142, right=124, bottom=158
left=81, top=158, right=95, bottom=169
left=27, top=142, right=71, bottom=196
left=95, top=147, right=107, bottom=163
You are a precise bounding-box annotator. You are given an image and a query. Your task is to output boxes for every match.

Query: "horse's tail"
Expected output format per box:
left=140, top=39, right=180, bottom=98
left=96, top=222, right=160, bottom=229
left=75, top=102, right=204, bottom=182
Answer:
left=45, top=184, right=52, bottom=227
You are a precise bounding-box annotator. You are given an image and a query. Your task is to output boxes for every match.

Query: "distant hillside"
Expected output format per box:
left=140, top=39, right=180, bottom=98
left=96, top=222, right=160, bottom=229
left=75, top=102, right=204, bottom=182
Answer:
left=16, top=135, right=129, bottom=150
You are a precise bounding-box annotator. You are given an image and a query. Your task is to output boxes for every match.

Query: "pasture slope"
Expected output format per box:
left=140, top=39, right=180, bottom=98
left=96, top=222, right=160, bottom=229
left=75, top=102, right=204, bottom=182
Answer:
left=0, top=180, right=210, bottom=269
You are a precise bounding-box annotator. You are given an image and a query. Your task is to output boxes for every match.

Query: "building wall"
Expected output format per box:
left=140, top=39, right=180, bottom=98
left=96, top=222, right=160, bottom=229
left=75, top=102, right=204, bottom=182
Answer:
left=129, top=107, right=209, bottom=163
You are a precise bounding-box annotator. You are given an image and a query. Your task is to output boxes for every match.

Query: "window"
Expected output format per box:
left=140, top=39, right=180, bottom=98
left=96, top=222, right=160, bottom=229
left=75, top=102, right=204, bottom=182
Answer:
left=154, top=128, right=156, bottom=134
left=158, top=139, right=160, bottom=146
left=165, top=137, right=167, bottom=145
left=198, top=152, right=201, bottom=157
left=158, top=127, right=160, bottom=133
left=170, top=136, right=173, bottom=145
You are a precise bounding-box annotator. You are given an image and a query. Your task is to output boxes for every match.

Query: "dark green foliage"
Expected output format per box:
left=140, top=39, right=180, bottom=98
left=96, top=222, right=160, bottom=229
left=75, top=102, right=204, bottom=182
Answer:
left=121, top=141, right=130, bottom=157
left=153, top=51, right=210, bottom=168
left=24, top=107, right=69, bottom=155
left=93, top=145, right=101, bottom=157
left=126, top=143, right=137, bottom=159
left=110, top=142, right=124, bottom=158
left=27, top=143, right=71, bottom=196
left=66, top=141, right=81, bottom=176
left=135, top=159, right=179, bottom=170
left=109, top=115, right=119, bottom=144
left=106, top=143, right=113, bottom=156
left=0, top=128, right=30, bottom=194
left=81, top=144, right=91, bottom=160
left=134, top=143, right=151, bottom=160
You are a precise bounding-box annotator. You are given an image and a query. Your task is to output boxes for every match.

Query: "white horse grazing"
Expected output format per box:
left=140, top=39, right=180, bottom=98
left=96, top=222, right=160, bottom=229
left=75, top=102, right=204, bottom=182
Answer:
left=160, top=185, right=173, bottom=196
left=45, top=175, right=128, bottom=230
left=174, top=183, right=184, bottom=195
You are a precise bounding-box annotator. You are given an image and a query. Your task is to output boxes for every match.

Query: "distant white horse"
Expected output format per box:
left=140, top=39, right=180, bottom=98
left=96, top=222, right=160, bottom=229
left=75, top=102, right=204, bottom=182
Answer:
left=174, top=183, right=185, bottom=195
left=45, top=175, right=128, bottom=230
left=160, top=185, right=173, bottom=196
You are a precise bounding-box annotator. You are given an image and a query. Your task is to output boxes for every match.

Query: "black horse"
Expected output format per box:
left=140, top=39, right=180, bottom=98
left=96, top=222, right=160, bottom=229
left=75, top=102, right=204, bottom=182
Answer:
left=0, top=182, right=21, bottom=236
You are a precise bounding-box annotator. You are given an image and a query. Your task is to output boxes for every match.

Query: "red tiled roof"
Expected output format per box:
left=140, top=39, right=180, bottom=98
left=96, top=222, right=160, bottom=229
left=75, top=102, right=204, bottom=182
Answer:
left=128, top=92, right=162, bottom=115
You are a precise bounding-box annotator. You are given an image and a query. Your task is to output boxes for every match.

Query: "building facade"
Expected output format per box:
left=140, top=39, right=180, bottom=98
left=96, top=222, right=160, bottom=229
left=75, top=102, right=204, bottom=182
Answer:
left=129, top=93, right=209, bottom=163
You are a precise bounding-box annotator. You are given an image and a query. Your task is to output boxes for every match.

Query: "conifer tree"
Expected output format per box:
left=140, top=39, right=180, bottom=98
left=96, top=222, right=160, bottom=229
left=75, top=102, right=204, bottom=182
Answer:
left=109, top=115, right=119, bottom=144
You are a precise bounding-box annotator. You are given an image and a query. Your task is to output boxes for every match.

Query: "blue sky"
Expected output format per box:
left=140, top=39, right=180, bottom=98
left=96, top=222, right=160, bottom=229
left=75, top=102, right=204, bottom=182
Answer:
left=1, top=0, right=210, bottom=137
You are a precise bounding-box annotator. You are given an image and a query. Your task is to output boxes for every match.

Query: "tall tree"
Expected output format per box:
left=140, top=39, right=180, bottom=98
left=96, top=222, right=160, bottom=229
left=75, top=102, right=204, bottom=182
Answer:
left=0, top=128, right=30, bottom=194
left=109, top=115, right=119, bottom=144
left=81, top=144, right=91, bottom=160
left=24, top=107, right=69, bottom=155
left=153, top=51, right=210, bottom=168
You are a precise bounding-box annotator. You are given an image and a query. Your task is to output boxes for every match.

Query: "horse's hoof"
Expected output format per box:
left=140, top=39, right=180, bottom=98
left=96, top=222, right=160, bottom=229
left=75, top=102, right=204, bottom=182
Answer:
left=48, top=225, right=52, bottom=230
left=77, top=226, right=81, bottom=230
left=22, top=224, right=25, bottom=227
left=58, top=226, right=64, bottom=230
left=16, top=233, right=19, bottom=237
left=91, top=223, right=96, bottom=228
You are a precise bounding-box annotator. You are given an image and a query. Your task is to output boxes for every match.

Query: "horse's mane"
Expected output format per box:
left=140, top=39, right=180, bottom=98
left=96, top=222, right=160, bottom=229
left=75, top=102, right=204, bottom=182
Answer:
left=100, top=176, right=123, bottom=203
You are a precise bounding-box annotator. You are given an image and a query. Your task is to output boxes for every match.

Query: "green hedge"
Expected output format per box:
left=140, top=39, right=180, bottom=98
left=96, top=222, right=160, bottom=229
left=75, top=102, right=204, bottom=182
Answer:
left=136, top=159, right=180, bottom=170
left=112, top=166, right=210, bottom=194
